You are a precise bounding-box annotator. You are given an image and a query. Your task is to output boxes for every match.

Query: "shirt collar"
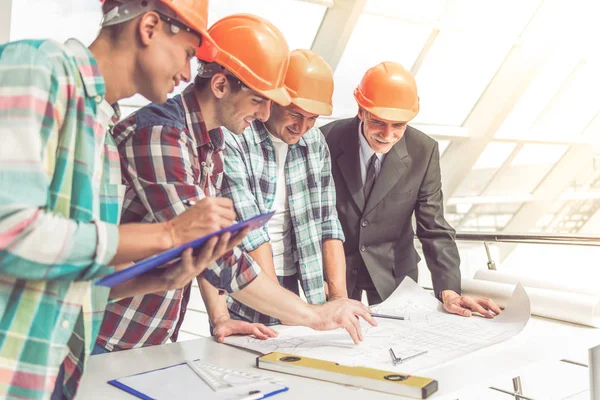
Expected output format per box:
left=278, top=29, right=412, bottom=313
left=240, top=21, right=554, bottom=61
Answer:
left=64, top=39, right=121, bottom=125
left=251, top=120, right=308, bottom=147
left=181, top=83, right=223, bottom=149
left=358, top=121, right=383, bottom=163
left=64, top=38, right=105, bottom=101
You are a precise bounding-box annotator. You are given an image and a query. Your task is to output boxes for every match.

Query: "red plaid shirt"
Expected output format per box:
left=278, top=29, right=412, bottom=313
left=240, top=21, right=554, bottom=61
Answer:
left=96, top=84, right=261, bottom=351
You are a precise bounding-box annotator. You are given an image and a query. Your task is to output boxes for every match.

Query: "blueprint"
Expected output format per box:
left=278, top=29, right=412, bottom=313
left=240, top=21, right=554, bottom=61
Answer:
left=224, top=278, right=531, bottom=374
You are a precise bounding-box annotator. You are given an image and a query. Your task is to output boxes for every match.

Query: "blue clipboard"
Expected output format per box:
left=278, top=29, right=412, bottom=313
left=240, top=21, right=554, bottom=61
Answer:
left=95, top=211, right=275, bottom=288
left=108, top=360, right=288, bottom=400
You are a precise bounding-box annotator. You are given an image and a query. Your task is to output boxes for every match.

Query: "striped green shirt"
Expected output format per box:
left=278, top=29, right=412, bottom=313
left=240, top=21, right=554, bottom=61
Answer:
left=221, top=122, right=345, bottom=325
left=0, top=38, right=122, bottom=399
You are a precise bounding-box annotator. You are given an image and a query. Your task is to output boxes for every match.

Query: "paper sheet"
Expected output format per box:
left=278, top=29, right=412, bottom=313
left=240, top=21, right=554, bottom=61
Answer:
left=462, top=270, right=600, bottom=327
left=225, top=278, right=530, bottom=374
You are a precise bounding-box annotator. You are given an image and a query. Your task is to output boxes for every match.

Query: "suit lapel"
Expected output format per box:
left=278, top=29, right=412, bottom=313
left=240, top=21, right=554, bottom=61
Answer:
left=336, top=118, right=366, bottom=212
left=364, top=136, right=409, bottom=216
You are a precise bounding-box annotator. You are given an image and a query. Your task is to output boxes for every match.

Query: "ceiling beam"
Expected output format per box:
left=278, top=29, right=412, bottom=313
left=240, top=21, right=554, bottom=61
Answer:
left=499, top=144, right=600, bottom=261
left=310, top=0, right=366, bottom=72
left=440, top=0, right=577, bottom=199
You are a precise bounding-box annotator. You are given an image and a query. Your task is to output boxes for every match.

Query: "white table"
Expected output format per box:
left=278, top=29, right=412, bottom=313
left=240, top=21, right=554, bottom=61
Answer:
left=78, top=317, right=600, bottom=400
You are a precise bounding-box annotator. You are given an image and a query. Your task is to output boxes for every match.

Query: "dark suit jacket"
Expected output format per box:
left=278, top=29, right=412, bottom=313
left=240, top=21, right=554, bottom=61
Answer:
left=321, top=117, right=461, bottom=301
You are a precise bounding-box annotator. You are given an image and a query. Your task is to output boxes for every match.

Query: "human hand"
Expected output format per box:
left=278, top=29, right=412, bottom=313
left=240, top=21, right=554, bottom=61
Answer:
left=310, top=298, right=377, bottom=344
left=212, top=316, right=278, bottom=343
left=159, top=228, right=249, bottom=291
left=169, top=197, right=237, bottom=246
left=441, top=290, right=502, bottom=318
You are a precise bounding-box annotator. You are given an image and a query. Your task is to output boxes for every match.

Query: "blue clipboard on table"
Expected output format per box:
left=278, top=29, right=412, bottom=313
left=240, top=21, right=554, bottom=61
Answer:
left=108, top=359, right=288, bottom=400
left=95, top=211, right=275, bottom=288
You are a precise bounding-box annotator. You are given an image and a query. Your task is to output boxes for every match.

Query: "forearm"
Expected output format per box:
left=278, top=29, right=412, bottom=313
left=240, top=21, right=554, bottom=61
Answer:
left=248, top=242, right=279, bottom=283
left=0, top=208, right=117, bottom=280
left=322, top=239, right=347, bottom=298
left=231, top=273, right=317, bottom=326
left=198, top=276, right=230, bottom=324
left=111, top=222, right=172, bottom=265
left=108, top=268, right=165, bottom=299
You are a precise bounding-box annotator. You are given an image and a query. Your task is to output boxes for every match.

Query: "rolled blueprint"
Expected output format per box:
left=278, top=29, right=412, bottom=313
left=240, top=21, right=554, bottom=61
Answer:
left=474, top=269, right=600, bottom=298
left=462, top=277, right=600, bottom=327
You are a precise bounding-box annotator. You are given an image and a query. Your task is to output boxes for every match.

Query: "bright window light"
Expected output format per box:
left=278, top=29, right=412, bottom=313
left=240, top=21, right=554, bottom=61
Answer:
left=208, top=0, right=326, bottom=50
left=332, top=16, right=432, bottom=118
left=453, top=142, right=516, bottom=197
left=364, top=0, right=447, bottom=22
left=495, top=44, right=582, bottom=141
left=10, top=0, right=102, bottom=44
left=484, top=144, right=569, bottom=196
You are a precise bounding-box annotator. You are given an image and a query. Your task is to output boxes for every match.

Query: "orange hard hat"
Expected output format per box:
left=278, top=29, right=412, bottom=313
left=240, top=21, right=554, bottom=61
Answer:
left=208, top=14, right=291, bottom=106
left=284, top=49, right=333, bottom=116
left=100, top=0, right=218, bottom=62
left=354, top=61, right=419, bottom=122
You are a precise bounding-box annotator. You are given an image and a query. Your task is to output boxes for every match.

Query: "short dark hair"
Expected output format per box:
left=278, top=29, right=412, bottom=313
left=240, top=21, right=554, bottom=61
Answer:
left=194, top=73, right=247, bottom=93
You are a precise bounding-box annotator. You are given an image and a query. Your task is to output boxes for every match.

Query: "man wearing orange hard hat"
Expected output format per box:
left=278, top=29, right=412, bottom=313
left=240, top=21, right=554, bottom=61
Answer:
left=322, top=62, right=501, bottom=318
left=210, top=49, right=348, bottom=328
left=0, top=1, right=245, bottom=399
left=95, top=18, right=375, bottom=357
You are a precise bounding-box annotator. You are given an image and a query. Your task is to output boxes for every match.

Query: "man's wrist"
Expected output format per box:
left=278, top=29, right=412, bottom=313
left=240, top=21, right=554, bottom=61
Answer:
left=294, top=303, right=320, bottom=329
left=211, top=313, right=231, bottom=326
left=440, top=289, right=459, bottom=303
left=328, top=287, right=348, bottom=300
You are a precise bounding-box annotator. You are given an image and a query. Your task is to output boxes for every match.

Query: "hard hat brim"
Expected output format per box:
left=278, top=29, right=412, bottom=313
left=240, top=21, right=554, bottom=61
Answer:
left=194, top=31, right=218, bottom=62
left=354, top=88, right=419, bottom=122
left=258, top=86, right=292, bottom=106
left=363, top=106, right=419, bottom=123
left=292, top=98, right=333, bottom=116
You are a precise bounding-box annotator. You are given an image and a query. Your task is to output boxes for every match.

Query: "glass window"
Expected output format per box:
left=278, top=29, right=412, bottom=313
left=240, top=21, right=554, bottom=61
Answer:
left=453, top=142, right=516, bottom=197
left=332, top=16, right=433, bottom=118
left=411, top=0, right=541, bottom=126
left=10, top=0, right=102, bottom=44
left=208, top=0, right=326, bottom=50
left=412, top=31, right=513, bottom=126
left=457, top=203, right=523, bottom=231
left=364, top=0, right=447, bottom=21
left=527, top=60, right=600, bottom=141
left=484, top=144, right=569, bottom=196
left=495, top=44, right=582, bottom=141
left=437, top=139, right=451, bottom=157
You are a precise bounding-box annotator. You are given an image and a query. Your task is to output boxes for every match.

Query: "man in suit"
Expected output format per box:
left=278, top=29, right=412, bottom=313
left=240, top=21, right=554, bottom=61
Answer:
left=321, top=61, right=500, bottom=318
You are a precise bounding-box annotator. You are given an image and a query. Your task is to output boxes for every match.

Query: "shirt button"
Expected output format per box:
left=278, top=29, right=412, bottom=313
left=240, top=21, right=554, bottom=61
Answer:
left=360, top=246, right=366, bottom=252
left=94, top=95, right=102, bottom=103
left=270, top=177, right=275, bottom=181
left=352, top=269, right=358, bottom=275
left=61, top=320, right=70, bottom=329
left=361, top=221, right=368, bottom=227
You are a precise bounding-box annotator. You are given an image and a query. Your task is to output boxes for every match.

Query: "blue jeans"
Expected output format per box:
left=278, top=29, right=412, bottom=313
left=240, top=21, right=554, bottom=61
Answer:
left=91, top=342, right=110, bottom=355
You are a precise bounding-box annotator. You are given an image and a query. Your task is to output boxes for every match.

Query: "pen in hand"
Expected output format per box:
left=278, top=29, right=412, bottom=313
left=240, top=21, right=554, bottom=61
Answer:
left=370, top=313, right=405, bottom=321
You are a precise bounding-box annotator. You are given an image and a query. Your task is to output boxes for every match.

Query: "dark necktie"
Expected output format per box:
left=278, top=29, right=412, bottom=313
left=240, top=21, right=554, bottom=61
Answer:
left=364, top=154, right=379, bottom=201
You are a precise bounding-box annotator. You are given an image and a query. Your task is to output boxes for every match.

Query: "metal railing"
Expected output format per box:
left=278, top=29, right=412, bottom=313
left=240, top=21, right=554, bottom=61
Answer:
left=449, top=231, right=598, bottom=399
left=455, top=232, right=600, bottom=247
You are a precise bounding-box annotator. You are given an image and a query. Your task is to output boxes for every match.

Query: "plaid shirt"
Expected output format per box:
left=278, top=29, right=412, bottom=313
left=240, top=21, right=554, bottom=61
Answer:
left=0, top=39, right=122, bottom=400
left=97, top=84, right=261, bottom=352
left=221, top=122, right=344, bottom=325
